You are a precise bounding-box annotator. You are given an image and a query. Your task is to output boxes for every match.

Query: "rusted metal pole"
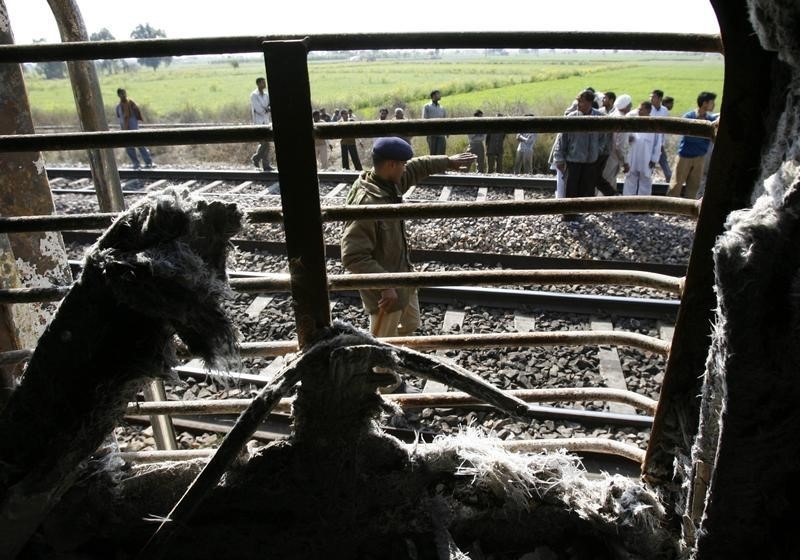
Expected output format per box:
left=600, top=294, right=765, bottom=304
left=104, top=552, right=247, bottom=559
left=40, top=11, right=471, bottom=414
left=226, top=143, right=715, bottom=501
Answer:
left=0, top=268, right=682, bottom=305
left=263, top=39, right=330, bottom=347
left=0, top=329, right=671, bottom=366
left=0, top=0, right=72, bottom=391
left=126, top=388, right=658, bottom=417
left=0, top=117, right=713, bottom=152
left=0, top=196, right=699, bottom=234
left=118, top=437, right=646, bottom=465
left=46, top=0, right=124, bottom=213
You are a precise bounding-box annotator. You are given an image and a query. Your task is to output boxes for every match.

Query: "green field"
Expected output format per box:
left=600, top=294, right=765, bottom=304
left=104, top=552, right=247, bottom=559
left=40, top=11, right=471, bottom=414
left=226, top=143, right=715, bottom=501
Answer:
left=25, top=53, right=724, bottom=125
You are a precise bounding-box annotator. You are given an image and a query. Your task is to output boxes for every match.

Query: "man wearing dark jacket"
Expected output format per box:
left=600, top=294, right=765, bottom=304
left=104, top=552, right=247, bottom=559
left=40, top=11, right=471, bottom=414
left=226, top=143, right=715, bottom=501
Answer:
left=341, top=137, right=475, bottom=337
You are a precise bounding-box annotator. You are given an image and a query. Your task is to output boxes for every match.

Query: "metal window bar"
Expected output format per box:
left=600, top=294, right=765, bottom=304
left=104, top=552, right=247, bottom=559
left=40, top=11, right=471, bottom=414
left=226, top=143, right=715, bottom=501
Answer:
left=0, top=267, right=682, bottom=304
left=118, top=437, right=646, bottom=465
left=0, top=32, right=722, bottom=62
left=125, top=387, right=659, bottom=416
left=0, top=117, right=714, bottom=152
left=0, top=329, right=669, bottom=368
left=0, top=196, right=700, bottom=235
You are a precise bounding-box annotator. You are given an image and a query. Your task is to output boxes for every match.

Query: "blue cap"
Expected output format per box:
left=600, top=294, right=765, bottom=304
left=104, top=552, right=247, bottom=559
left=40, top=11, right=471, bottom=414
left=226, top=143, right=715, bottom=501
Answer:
left=372, top=137, right=413, bottom=161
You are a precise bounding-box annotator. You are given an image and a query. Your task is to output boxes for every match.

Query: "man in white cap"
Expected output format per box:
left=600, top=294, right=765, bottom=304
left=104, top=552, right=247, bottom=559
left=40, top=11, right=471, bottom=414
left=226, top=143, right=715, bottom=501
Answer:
left=599, top=94, right=633, bottom=194
left=341, top=137, right=475, bottom=338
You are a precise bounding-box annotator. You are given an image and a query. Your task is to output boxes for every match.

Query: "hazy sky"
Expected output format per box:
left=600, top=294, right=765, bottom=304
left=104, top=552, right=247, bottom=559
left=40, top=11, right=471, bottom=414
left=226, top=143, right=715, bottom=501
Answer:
left=4, top=0, right=720, bottom=44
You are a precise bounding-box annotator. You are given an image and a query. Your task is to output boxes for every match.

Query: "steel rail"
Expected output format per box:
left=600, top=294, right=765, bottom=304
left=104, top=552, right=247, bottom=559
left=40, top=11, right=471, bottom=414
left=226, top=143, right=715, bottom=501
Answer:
left=126, top=387, right=657, bottom=416
left=0, top=32, right=722, bottom=62
left=417, top=286, right=679, bottom=318
left=116, top=437, right=645, bottom=465
left=46, top=166, right=672, bottom=193
left=0, top=117, right=712, bottom=152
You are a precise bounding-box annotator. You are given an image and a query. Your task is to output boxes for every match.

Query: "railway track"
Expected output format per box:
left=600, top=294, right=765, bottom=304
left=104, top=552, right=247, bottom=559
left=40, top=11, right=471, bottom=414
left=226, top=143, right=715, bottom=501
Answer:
left=46, top=165, right=673, bottom=199
left=45, top=166, right=689, bottom=465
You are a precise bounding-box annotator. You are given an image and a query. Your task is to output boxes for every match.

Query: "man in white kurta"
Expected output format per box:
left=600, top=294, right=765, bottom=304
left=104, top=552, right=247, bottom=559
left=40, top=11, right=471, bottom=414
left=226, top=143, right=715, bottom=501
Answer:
left=601, top=94, right=633, bottom=191
left=623, top=101, right=661, bottom=196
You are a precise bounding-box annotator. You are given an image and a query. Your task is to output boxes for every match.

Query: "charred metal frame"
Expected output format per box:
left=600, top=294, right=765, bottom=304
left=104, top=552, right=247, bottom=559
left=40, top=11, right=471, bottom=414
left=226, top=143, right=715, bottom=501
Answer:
left=0, top=19, right=762, bottom=522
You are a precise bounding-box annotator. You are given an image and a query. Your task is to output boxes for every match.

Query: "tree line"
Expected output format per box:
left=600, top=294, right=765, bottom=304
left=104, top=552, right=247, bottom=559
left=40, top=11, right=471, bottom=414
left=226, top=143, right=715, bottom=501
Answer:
left=33, top=23, right=173, bottom=80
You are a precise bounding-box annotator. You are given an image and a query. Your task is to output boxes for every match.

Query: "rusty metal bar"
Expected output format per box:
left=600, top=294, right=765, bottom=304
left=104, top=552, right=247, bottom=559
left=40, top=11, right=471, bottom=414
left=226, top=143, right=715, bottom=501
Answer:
left=126, top=387, right=657, bottom=417
left=314, top=116, right=715, bottom=139
left=118, top=449, right=213, bottom=463
left=0, top=213, right=118, bottom=233
left=0, top=117, right=713, bottom=153
left=314, top=197, right=702, bottom=221
left=497, top=438, right=645, bottom=464
left=0, top=349, right=33, bottom=366
left=0, top=267, right=681, bottom=304
left=0, top=32, right=722, bottom=63
left=1, top=326, right=670, bottom=365
left=0, top=197, right=699, bottom=234
left=235, top=330, right=670, bottom=358
left=116, top=437, right=646, bottom=465
left=264, top=39, right=330, bottom=348
left=643, top=0, right=780, bottom=488
left=0, top=286, right=70, bottom=304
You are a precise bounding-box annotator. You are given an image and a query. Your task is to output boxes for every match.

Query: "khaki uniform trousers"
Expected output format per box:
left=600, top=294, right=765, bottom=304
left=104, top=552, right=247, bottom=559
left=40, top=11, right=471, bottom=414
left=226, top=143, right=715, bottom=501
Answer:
left=667, top=154, right=705, bottom=199
left=369, top=290, right=420, bottom=338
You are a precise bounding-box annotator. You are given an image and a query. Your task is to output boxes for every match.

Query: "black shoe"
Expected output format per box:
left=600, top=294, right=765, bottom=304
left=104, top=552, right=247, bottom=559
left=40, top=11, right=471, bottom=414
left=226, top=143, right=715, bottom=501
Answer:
left=144, top=163, right=156, bottom=169
left=263, top=164, right=275, bottom=172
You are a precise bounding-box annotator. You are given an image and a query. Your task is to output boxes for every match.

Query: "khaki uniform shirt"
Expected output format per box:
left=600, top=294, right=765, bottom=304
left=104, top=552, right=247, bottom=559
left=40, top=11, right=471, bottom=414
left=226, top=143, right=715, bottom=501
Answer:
left=341, top=156, right=450, bottom=313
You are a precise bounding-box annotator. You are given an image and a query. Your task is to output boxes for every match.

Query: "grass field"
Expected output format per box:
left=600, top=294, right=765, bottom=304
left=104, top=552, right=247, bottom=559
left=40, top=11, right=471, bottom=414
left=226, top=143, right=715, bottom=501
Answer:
left=25, top=53, right=723, bottom=125
left=26, top=52, right=724, bottom=171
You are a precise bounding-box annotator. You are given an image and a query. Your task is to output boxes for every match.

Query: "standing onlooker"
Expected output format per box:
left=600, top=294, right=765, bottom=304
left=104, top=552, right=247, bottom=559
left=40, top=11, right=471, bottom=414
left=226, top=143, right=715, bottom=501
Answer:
left=660, top=96, right=675, bottom=182
left=623, top=101, right=661, bottom=196
left=331, top=109, right=342, bottom=122
left=600, top=94, right=633, bottom=194
left=340, top=138, right=476, bottom=338
left=339, top=112, right=362, bottom=171
left=422, top=89, right=447, bottom=155
left=312, top=110, right=330, bottom=169
left=379, top=107, right=389, bottom=120
left=249, top=77, right=273, bottom=172
left=594, top=92, right=617, bottom=195
left=467, top=109, right=487, bottom=173
left=513, top=117, right=537, bottom=174
left=486, top=113, right=506, bottom=174
left=393, top=107, right=411, bottom=145
left=115, top=88, right=154, bottom=169
left=650, top=89, right=671, bottom=183
left=599, top=91, right=616, bottom=115
left=553, top=90, right=604, bottom=219
left=667, top=92, right=720, bottom=199
left=320, top=108, right=332, bottom=122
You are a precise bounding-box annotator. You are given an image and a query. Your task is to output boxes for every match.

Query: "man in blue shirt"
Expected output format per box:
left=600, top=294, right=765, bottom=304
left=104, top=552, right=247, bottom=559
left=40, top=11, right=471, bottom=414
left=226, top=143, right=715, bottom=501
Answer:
left=667, top=92, right=720, bottom=199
